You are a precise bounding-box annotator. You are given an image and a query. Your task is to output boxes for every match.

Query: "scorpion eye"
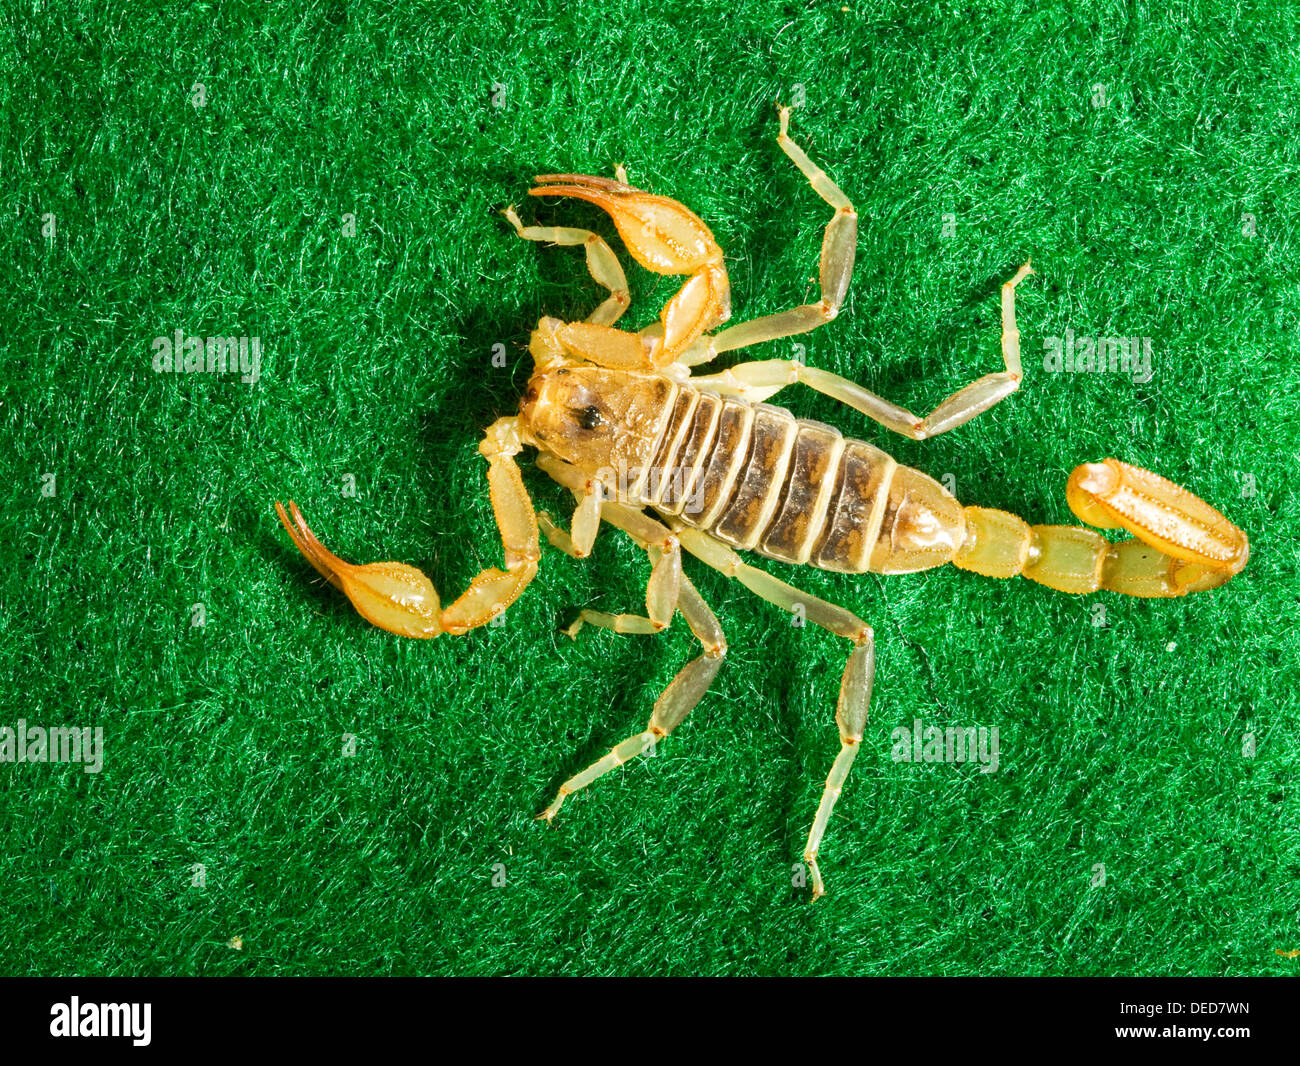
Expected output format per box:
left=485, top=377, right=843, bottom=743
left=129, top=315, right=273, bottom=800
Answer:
left=576, top=405, right=603, bottom=430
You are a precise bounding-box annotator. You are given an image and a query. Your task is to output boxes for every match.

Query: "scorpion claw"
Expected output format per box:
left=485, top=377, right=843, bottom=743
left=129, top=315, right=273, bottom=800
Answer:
left=534, top=172, right=644, bottom=193
left=529, top=174, right=724, bottom=277
left=274, top=501, right=444, bottom=638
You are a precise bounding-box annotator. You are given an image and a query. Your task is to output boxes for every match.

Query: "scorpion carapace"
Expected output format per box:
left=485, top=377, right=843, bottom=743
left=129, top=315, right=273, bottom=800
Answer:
left=276, top=106, right=1249, bottom=899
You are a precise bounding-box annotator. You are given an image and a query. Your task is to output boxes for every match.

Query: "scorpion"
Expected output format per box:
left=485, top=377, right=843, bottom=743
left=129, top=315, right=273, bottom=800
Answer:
left=275, top=107, right=1250, bottom=899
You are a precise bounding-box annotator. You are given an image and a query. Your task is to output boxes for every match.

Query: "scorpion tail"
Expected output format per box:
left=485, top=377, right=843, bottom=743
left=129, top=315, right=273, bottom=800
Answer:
left=952, top=458, right=1249, bottom=598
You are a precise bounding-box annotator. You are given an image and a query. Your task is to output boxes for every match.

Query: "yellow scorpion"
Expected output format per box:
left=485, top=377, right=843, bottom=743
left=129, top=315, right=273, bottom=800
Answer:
left=276, top=107, right=1249, bottom=899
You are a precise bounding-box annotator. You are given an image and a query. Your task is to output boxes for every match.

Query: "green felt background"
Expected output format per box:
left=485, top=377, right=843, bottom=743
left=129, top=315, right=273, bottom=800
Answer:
left=1, top=0, right=1297, bottom=976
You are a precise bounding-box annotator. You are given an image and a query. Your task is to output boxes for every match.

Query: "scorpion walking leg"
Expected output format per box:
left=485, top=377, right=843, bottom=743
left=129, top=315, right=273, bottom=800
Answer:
left=701, top=105, right=857, bottom=361
left=692, top=261, right=1035, bottom=440
left=673, top=525, right=874, bottom=900
left=274, top=417, right=540, bottom=637
left=535, top=454, right=682, bottom=636
left=535, top=474, right=605, bottom=560
left=536, top=501, right=727, bottom=822
left=502, top=206, right=631, bottom=326
left=564, top=532, right=681, bottom=638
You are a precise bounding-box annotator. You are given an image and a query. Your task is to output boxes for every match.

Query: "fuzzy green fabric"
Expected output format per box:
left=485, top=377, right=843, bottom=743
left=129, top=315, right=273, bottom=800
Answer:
left=1, top=0, right=1296, bottom=976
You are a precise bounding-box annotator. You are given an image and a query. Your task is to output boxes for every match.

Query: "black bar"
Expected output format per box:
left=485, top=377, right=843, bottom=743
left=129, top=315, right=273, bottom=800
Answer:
left=1, top=976, right=1291, bottom=1053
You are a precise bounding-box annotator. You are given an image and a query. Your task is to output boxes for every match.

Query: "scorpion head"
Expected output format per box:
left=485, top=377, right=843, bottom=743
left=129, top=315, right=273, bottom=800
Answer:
left=520, top=338, right=672, bottom=479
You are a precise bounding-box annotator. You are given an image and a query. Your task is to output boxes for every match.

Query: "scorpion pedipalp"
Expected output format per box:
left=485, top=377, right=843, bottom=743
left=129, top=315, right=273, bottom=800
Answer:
left=529, top=172, right=732, bottom=360
left=529, top=173, right=723, bottom=276
left=275, top=500, right=445, bottom=638
left=275, top=417, right=541, bottom=639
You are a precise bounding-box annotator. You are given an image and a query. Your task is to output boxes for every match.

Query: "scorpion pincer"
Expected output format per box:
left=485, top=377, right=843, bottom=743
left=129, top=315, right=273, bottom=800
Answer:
left=276, top=106, right=1249, bottom=899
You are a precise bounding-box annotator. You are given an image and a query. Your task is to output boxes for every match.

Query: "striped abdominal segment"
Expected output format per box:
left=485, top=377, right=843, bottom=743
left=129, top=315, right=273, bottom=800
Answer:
left=636, top=383, right=967, bottom=575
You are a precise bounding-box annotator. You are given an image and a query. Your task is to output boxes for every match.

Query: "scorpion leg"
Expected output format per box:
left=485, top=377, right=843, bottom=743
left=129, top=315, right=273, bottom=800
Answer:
left=274, top=417, right=540, bottom=637
left=563, top=530, right=681, bottom=638
left=535, top=454, right=684, bottom=637
left=538, top=565, right=724, bottom=822
left=690, top=261, right=1034, bottom=441
left=503, top=206, right=631, bottom=326
left=536, top=474, right=605, bottom=560
left=704, top=105, right=858, bottom=359
left=531, top=478, right=727, bottom=821
left=672, top=525, right=874, bottom=900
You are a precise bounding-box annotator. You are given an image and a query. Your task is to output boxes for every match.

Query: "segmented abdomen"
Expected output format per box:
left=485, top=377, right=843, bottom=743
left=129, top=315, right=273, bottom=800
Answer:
left=633, top=384, right=914, bottom=573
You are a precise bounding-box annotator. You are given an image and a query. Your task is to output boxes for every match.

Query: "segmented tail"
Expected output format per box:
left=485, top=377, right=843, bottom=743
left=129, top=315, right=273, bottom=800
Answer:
left=952, top=458, right=1249, bottom=598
